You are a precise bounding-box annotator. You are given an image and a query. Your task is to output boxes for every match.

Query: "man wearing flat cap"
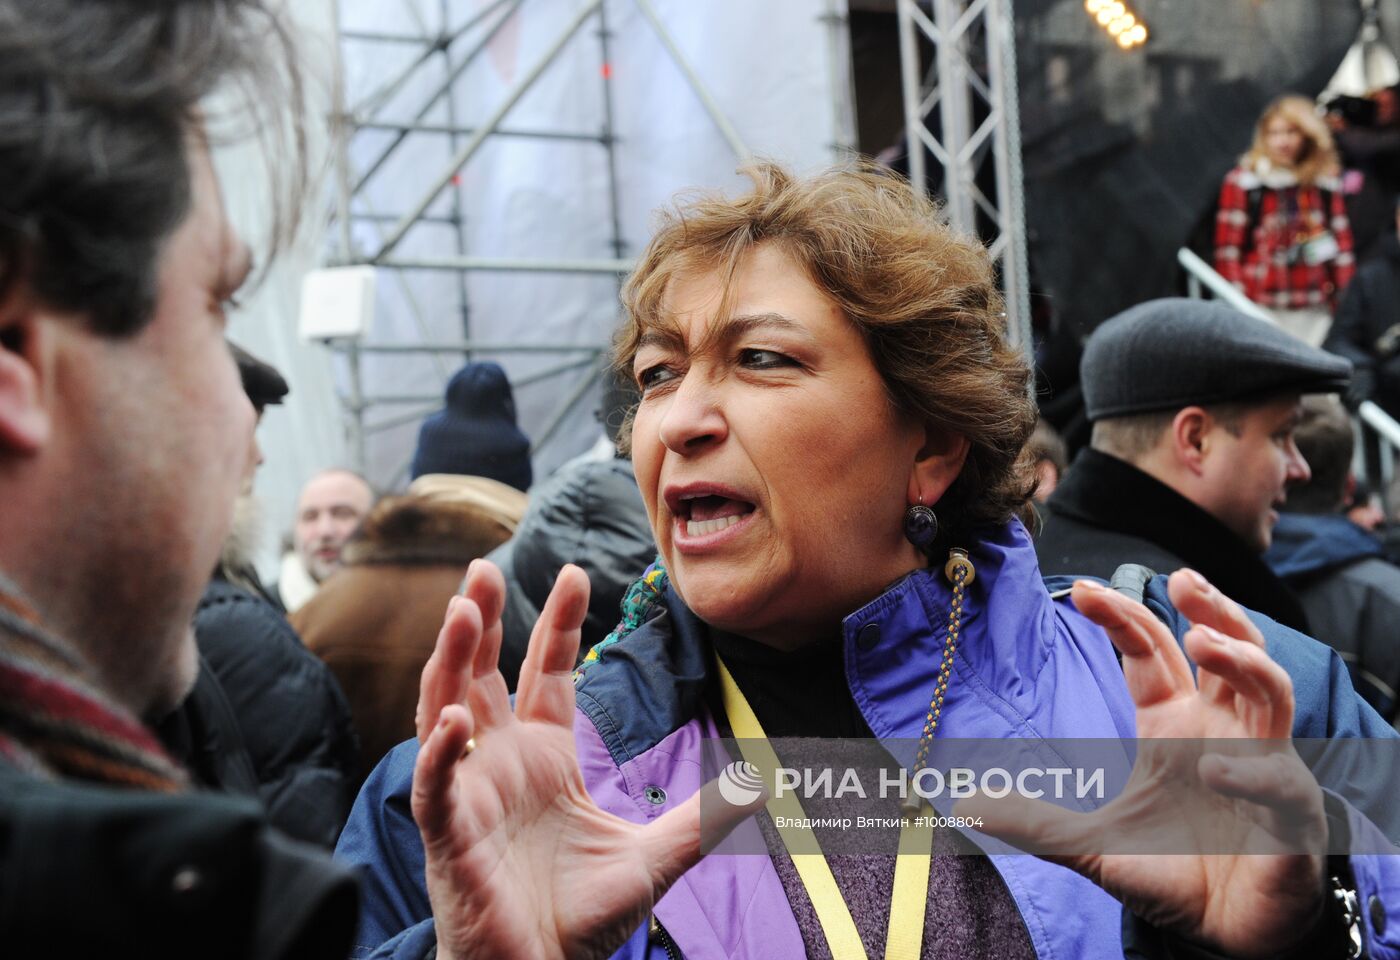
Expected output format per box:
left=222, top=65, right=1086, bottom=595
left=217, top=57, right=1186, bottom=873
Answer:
left=1035, top=298, right=1352, bottom=632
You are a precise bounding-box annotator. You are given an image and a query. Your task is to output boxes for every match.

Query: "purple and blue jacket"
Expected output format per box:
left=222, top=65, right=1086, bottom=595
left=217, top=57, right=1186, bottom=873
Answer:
left=339, top=520, right=1400, bottom=959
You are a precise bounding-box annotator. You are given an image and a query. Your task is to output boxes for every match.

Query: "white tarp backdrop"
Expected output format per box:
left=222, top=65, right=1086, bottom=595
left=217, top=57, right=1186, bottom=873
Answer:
left=213, top=0, right=343, bottom=580
left=218, top=0, right=852, bottom=576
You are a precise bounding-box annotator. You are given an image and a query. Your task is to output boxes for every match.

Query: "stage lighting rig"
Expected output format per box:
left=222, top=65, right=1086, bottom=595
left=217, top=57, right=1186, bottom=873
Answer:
left=1084, top=0, right=1148, bottom=49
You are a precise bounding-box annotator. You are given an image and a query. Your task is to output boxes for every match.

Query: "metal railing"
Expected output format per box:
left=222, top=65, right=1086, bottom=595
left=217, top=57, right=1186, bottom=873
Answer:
left=1176, top=248, right=1278, bottom=324
left=1177, top=247, right=1400, bottom=501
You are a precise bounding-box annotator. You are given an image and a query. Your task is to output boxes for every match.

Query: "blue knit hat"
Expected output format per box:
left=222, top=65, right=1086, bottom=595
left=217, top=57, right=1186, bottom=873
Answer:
left=411, top=361, right=533, bottom=491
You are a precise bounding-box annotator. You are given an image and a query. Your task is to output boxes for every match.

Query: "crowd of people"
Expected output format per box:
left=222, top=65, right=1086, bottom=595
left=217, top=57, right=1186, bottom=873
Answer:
left=4, top=1, right=1400, bottom=959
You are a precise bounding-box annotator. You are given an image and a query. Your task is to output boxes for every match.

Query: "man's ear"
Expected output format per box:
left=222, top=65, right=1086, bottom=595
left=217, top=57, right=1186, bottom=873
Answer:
left=1169, top=406, right=1212, bottom=476
left=906, top=423, right=971, bottom=506
left=0, top=289, right=52, bottom=455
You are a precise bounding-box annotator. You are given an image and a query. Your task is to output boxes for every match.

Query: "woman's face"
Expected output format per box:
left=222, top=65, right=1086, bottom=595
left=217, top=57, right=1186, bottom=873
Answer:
left=630, top=243, right=951, bottom=650
left=1263, top=116, right=1305, bottom=168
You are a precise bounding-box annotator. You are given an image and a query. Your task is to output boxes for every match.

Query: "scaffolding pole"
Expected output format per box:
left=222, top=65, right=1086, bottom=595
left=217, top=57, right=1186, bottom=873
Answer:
left=355, top=254, right=633, bottom=273
left=597, top=1, right=626, bottom=266
left=350, top=119, right=603, bottom=140
left=631, top=0, right=750, bottom=160
left=439, top=0, right=474, bottom=347
left=821, top=0, right=860, bottom=158
left=350, top=0, right=516, bottom=120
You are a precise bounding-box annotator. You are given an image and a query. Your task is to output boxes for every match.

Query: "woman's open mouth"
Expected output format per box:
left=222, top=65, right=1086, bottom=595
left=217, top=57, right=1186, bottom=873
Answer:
left=681, top=494, right=754, bottom=536
left=667, top=486, right=758, bottom=549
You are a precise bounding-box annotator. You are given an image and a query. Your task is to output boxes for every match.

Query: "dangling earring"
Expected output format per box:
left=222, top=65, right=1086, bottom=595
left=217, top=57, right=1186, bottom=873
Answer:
left=903, top=499, right=939, bottom=553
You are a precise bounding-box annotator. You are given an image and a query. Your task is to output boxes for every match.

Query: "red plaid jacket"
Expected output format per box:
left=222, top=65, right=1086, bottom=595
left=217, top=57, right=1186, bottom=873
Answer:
left=1213, top=164, right=1355, bottom=311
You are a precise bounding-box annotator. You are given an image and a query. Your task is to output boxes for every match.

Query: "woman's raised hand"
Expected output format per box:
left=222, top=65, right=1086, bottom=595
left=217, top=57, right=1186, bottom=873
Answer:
left=958, top=569, right=1328, bottom=958
left=412, top=560, right=754, bottom=960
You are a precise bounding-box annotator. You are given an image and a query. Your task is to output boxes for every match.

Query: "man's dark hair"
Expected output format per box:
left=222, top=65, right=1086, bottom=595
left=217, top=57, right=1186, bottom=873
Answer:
left=1286, top=395, right=1354, bottom=514
left=0, top=0, right=303, bottom=337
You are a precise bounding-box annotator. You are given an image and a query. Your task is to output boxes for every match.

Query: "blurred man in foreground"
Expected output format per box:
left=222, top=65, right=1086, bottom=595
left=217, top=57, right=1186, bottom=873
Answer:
left=0, top=4, right=723, bottom=957
left=0, top=1, right=354, bottom=954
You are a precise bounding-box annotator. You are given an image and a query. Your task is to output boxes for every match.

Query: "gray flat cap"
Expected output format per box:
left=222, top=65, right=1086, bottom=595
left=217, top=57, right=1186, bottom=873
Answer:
left=1081, top=298, right=1352, bottom=421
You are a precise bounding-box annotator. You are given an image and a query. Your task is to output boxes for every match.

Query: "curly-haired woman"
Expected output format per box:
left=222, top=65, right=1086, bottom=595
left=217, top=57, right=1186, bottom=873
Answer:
left=342, top=164, right=1396, bottom=960
left=1215, top=95, right=1357, bottom=345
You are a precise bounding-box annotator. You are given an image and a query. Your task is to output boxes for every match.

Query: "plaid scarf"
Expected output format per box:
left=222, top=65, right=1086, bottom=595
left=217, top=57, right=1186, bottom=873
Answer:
left=0, top=574, right=187, bottom=792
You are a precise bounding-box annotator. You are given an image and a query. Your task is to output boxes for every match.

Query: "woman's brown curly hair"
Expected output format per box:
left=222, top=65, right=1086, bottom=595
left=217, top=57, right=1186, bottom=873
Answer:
left=614, top=160, right=1038, bottom=549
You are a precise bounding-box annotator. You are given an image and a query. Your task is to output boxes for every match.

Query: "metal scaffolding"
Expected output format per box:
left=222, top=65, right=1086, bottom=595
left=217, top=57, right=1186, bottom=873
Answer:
left=895, top=0, right=1031, bottom=354
left=327, top=0, right=858, bottom=485
left=322, top=0, right=957, bottom=481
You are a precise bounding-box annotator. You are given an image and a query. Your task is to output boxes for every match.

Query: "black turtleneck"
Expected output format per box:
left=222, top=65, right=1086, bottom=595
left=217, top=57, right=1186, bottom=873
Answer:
left=706, top=628, right=873, bottom=739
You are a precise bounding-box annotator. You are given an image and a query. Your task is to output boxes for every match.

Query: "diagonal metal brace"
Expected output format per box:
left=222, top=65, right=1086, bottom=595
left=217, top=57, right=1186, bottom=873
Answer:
left=372, top=0, right=605, bottom=263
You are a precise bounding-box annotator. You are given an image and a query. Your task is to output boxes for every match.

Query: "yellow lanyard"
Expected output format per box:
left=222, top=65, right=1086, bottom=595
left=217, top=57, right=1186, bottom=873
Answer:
left=716, top=656, right=934, bottom=960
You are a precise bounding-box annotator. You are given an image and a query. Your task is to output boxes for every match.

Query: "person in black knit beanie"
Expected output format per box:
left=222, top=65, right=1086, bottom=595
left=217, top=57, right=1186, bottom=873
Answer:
left=411, top=361, right=532, bottom=492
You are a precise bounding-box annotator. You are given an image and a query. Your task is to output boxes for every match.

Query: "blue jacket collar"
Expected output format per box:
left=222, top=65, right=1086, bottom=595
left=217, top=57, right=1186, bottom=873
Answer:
left=1265, top=513, right=1384, bottom=582
left=574, top=587, right=712, bottom=768
left=575, top=519, right=1138, bottom=767
left=843, top=519, right=1137, bottom=744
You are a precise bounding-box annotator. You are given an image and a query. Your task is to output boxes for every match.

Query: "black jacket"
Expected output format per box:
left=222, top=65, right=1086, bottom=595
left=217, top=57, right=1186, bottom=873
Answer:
left=0, top=764, right=357, bottom=959
left=485, top=456, right=655, bottom=690
left=1265, top=512, right=1400, bottom=722
left=1326, top=233, right=1400, bottom=414
left=159, top=575, right=360, bottom=848
left=1035, top=449, right=1311, bottom=633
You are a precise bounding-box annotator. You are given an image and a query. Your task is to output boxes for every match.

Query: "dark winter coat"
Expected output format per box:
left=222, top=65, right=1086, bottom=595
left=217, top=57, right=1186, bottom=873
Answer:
left=295, top=495, right=514, bottom=783
left=1266, top=512, right=1400, bottom=722
left=159, top=574, right=361, bottom=848
left=0, top=567, right=358, bottom=959
left=1326, top=233, right=1400, bottom=415
left=484, top=456, right=655, bottom=691
left=1, top=764, right=358, bottom=959
left=1035, top=448, right=1311, bottom=633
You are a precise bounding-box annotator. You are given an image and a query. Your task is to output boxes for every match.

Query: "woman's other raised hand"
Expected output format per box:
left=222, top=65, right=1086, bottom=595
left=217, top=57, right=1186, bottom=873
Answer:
left=959, top=569, right=1329, bottom=958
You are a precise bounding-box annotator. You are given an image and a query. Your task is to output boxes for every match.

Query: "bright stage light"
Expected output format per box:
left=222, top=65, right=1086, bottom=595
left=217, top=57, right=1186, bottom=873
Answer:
left=1085, top=0, right=1147, bottom=50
